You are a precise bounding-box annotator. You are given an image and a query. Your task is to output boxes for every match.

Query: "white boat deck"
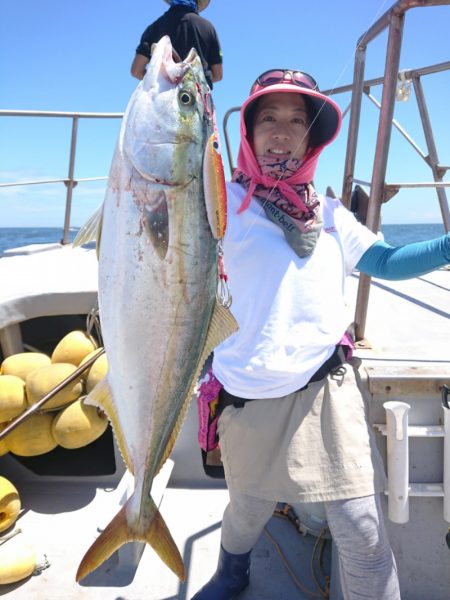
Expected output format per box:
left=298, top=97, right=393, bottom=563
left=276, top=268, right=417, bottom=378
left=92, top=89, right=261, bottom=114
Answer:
left=350, top=268, right=450, bottom=366
left=0, top=477, right=334, bottom=600
left=0, top=247, right=449, bottom=599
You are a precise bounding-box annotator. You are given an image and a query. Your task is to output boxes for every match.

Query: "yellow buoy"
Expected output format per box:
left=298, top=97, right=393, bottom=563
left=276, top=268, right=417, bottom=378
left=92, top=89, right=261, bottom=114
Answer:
left=0, top=375, right=27, bottom=422
left=0, top=476, right=21, bottom=533
left=86, top=353, right=108, bottom=393
left=26, top=363, right=82, bottom=410
left=0, top=424, right=9, bottom=456
left=4, top=413, right=57, bottom=457
left=51, top=330, right=97, bottom=366
left=79, top=348, right=103, bottom=382
left=0, top=352, right=51, bottom=381
left=0, top=535, right=36, bottom=585
left=52, top=398, right=108, bottom=449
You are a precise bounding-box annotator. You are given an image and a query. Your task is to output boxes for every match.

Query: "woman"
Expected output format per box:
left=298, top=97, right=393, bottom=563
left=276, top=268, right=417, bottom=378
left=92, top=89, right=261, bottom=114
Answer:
left=191, top=69, right=450, bottom=600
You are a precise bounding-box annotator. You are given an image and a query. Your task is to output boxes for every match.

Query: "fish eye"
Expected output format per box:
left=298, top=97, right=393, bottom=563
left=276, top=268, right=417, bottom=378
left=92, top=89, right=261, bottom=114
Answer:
left=178, top=89, right=195, bottom=107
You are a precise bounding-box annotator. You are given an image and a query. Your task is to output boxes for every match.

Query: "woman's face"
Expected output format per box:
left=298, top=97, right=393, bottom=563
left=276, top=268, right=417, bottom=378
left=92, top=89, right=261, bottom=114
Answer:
left=250, top=92, right=310, bottom=162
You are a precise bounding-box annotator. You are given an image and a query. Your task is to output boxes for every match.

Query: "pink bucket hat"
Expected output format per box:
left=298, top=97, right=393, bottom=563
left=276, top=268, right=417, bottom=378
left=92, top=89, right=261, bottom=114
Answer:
left=242, top=69, right=342, bottom=149
left=235, top=69, right=342, bottom=187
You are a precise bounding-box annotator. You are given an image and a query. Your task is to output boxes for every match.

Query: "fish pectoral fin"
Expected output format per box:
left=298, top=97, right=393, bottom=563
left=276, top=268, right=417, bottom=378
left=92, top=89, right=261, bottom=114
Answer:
left=143, top=191, right=169, bottom=260
left=76, top=496, right=185, bottom=582
left=72, top=202, right=104, bottom=258
left=84, top=377, right=134, bottom=474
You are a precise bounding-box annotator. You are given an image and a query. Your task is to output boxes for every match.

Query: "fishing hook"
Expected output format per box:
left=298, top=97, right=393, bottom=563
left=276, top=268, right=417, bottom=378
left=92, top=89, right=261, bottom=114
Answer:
left=86, top=304, right=103, bottom=346
left=216, top=239, right=232, bottom=308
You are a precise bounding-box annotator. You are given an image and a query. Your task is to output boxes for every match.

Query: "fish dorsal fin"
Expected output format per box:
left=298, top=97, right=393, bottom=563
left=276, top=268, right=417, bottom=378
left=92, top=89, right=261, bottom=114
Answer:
left=156, top=301, right=238, bottom=472
left=72, top=202, right=104, bottom=258
left=84, top=376, right=134, bottom=474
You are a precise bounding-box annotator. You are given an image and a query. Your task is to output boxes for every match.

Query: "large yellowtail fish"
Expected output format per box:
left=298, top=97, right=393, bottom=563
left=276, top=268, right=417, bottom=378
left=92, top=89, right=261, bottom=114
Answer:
left=74, top=35, right=237, bottom=582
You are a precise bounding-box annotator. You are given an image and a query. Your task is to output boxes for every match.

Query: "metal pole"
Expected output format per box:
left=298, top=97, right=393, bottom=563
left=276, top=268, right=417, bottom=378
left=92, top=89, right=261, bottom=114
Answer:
left=354, top=11, right=405, bottom=341
left=321, top=60, right=450, bottom=98
left=413, top=76, right=450, bottom=232
left=62, top=116, right=79, bottom=244
left=341, top=44, right=366, bottom=208
left=365, top=92, right=428, bottom=160
left=223, top=107, right=240, bottom=177
left=360, top=1, right=450, bottom=48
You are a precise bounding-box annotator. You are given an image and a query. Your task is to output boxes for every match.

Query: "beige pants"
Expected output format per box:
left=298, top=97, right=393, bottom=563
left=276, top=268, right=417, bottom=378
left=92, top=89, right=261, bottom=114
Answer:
left=217, top=359, right=386, bottom=503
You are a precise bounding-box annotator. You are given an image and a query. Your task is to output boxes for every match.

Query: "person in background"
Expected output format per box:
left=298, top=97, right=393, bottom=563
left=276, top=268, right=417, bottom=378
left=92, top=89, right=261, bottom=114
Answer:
left=131, top=0, right=222, bottom=88
left=190, top=69, right=450, bottom=600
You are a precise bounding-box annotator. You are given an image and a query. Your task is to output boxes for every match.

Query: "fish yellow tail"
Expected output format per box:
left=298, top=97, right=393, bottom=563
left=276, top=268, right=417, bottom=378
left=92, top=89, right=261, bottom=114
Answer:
left=76, top=495, right=185, bottom=582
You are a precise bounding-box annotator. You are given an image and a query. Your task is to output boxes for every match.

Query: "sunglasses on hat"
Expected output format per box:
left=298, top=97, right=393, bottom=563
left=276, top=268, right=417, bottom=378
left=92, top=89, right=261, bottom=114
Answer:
left=251, top=69, right=319, bottom=93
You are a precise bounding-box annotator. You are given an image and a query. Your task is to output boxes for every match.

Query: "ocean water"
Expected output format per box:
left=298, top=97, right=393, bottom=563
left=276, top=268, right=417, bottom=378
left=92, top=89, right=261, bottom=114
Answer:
left=0, top=223, right=446, bottom=258
left=381, top=223, right=445, bottom=245
left=0, top=227, right=81, bottom=258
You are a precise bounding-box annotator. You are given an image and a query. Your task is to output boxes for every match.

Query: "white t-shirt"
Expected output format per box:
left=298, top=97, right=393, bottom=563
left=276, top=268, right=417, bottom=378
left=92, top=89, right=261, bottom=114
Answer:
left=212, top=182, right=379, bottom=398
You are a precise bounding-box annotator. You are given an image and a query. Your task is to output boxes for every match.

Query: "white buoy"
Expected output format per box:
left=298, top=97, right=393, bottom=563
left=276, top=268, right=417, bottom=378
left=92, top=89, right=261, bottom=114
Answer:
left=384, top=401, right=410, bottom=523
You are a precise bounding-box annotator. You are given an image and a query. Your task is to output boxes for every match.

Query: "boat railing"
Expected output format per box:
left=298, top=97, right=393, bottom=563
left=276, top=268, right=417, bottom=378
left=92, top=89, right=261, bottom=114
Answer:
left=0, top=109, right=123, bottom=245
left=223, top=0, right=450, bottom=344
left=343, top=0, right=450, bottom=343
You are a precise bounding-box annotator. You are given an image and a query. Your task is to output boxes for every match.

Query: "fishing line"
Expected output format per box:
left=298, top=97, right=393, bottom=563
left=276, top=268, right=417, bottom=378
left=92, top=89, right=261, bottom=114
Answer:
left=235, top=0, right=390, bottom=246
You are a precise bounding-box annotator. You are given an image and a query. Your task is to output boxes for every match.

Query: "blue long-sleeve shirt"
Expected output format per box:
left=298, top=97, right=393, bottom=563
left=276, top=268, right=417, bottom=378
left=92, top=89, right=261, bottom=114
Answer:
left=356, top=234, right=450, bottom=280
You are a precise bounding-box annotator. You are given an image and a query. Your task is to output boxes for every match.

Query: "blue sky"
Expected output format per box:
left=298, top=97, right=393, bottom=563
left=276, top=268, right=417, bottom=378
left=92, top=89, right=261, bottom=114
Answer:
left=1, top=0, right=449, bottom=227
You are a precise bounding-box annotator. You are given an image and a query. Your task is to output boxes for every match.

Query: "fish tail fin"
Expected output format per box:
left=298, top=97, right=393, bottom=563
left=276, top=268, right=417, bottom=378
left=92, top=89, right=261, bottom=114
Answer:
left=142, top=499, right=186, bottom=581
left=76, top=503, right=129, bottom=582
left=76, top=495, right=185, bottom=582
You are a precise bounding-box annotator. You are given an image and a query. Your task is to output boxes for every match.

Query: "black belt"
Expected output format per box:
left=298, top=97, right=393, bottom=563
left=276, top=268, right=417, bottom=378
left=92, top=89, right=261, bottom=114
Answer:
left=219, top=343, right=350, bottom=410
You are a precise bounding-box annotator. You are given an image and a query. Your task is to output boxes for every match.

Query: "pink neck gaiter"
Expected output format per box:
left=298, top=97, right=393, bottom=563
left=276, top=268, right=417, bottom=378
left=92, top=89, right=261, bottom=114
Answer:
left=231, top=120, right=327, bottom=257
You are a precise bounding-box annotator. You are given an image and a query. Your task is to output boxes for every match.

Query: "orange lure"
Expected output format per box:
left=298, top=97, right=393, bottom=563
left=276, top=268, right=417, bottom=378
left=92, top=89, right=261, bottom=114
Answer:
left=203, top=127, right=227, bottom=240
